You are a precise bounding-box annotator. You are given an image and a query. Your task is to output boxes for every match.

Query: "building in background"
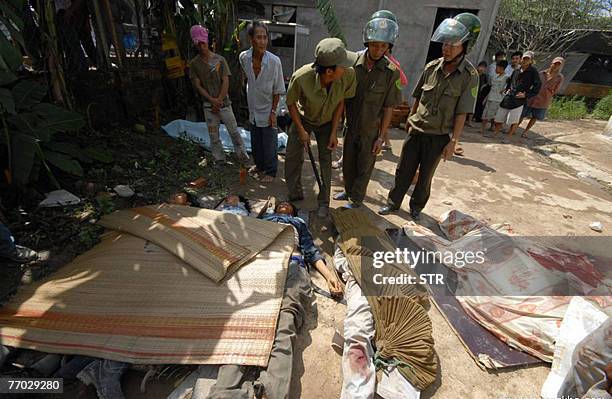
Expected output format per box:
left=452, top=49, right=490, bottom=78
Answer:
left=237, top=0, right=501, bottom=98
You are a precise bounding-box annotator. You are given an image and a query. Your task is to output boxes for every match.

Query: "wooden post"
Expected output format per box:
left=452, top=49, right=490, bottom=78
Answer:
left=101, top=0, right=124, bottom=69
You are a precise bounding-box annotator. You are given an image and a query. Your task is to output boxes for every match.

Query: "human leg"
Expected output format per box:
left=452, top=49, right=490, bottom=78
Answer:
left=260, top=126, right=278, bottom=177
left=219, top=106, right=248, bottom=162
left=384, top=134, right=421, bottom=211
left=204, top=108, right=226, bottom=161
left=409, top=134, right=449, bottom=214
left=284, top=123, right=306, bottom=201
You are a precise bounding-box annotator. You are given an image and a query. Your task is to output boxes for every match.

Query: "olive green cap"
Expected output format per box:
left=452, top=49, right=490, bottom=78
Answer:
left=315, top=38, right=358, bottom=68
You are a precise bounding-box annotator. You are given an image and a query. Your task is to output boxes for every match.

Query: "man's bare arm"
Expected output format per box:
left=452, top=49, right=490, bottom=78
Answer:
left=219, top=75, right=230, bottom=101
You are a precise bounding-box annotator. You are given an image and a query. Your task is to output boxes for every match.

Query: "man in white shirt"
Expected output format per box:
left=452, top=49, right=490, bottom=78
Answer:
left=239, top=21, right=286, bottom=182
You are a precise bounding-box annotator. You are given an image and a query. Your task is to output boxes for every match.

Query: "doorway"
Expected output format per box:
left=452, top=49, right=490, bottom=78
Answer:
left=425, top=8, right=479, bottom=63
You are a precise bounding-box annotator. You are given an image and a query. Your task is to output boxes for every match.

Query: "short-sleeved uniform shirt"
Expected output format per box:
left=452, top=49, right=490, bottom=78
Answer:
left=286, top=63, right=357, bottom=127
left=345, top=52, right=402, bottom=135
left=409, top=57, right=479, bottom=135
left=189, top=53, right=232, bottom=107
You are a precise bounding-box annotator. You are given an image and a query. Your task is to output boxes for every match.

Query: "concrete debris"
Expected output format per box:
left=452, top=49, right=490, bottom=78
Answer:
left=589, top=222, right=603, bottom=233
left=39, top=190, right=81, bottom=207
left=113, top=185, right=135, bottom=198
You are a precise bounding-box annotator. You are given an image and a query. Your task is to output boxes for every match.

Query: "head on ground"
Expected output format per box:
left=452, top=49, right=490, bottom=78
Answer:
left=223, top=195, right=250, bottom=212
left=275, top=201, right=298, bottom=217
left=248, top=20, right=268, bottom=55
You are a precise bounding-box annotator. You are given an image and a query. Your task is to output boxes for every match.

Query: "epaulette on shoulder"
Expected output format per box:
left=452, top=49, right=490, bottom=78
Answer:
left=425, top=58, right=442, bottom=69
left=386, top=61, right=397, bottom=71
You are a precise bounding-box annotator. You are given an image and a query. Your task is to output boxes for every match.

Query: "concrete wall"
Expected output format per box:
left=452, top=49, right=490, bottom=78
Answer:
left=246, top=0, right=501, bottom=99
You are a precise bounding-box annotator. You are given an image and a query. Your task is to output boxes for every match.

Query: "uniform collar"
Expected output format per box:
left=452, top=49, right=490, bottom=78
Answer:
left=356, top=50, right=386, bottom=71
left=434, top=56, right=469, bottom=73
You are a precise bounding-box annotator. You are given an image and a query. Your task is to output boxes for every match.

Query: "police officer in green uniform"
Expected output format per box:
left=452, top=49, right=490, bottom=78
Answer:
left=333, top=11, right=402, bottom=208
left=379, top=13, right=481, bottom=219
left=285, top=38, right=357, bottom=218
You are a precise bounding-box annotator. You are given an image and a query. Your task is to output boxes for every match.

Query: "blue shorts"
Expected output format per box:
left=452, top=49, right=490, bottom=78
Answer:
left=521, top=106, right=547, bottom=121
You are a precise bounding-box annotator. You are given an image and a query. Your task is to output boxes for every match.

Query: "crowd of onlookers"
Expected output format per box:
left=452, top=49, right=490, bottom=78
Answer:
left=469, top=50, right=565, bottom=142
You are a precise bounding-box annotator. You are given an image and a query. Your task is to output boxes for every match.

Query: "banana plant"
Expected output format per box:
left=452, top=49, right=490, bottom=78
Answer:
left=316, top=0, right=346, bottom=45
left=0, top=0, right=99, bottom=187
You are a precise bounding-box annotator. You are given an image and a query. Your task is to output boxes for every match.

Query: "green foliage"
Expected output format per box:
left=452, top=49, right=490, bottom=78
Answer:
left=498, top=0, right=611, bottom=30
left=0, top=2, right=91, bottom=187
left=316, top=0, right=346, bottom=45
left=548, top=96, right=589, bottom=120
left=96, top=195, right=116, bottom=215
left=591, top=91, right=612, bottom=120
left=78, top=223, right=102, bottom=249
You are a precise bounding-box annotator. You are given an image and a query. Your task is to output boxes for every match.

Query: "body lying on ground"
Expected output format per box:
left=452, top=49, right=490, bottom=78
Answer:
left=219, top=197, right=342, bottom=296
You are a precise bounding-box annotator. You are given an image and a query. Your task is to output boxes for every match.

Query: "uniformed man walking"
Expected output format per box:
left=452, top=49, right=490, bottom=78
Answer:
left=285, top=38, right=357, bottom=217
left=378, top=13, right=481, bottom=220
left=333, top=11, right=402, bottom=208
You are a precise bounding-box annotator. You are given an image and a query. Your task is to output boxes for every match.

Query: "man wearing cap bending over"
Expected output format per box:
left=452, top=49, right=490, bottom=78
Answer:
left=188, top=25, right=248, bottom=163
left=378, top=13, right=480, bottom=220
left=333, top=11, right=402, bottom=208
left=285, top=38, right=357, bottom=218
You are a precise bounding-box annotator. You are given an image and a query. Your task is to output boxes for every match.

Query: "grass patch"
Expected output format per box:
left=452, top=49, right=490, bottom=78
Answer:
left=548, top=96, right=588, bottom=120
left=592, top=91, right=612, bottom=120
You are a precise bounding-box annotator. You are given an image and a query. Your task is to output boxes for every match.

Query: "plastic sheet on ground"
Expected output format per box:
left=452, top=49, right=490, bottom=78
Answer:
left=161, top=119, right=288, bottom=154
left=402, top=209, right=612, bottom=362
left=334, top=244, right=376, bottom=399
left=541, top=297, right=609, bottom=399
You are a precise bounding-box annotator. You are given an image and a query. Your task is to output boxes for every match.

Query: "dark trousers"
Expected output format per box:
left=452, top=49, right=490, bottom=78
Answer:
left=250, top=126, right=278, bottom=177
left=342, top=128, right=378, bottom=204
left=388, top=133, right=450, bottom=212
left=207, top=263, right=311, bottom=399
left=285, top=121, right=332, bottom=205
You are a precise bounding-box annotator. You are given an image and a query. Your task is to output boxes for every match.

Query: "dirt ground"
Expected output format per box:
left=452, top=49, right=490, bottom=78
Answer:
left=3, top=118, right=609, bottom=398
left=233, top=118, right=612, bottom=398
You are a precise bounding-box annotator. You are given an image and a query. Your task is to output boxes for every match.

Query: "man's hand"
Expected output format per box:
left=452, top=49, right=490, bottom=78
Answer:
left=515, top=91, right=526, bottom=99
left=327, top=133, right=338, bottom=150
left=298, top=127, right=310, bottom=146
left=269, top=112, right=277, bottom=128
left=442, top=140, right=456, bottom=161
left=327, top=275, right=343, bottom=297
left=372, top=137, right=384, bottom=155
left=211, top=98, right=224, bottom=109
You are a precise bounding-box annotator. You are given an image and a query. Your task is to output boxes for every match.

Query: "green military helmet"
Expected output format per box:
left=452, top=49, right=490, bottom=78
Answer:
left=363, top=17, right=399, bottom=46
left=454, top=13, right=481, bottom=46
left=431, top=18, right=469, bottom=44
left=370, top=9, right=397, bottom=24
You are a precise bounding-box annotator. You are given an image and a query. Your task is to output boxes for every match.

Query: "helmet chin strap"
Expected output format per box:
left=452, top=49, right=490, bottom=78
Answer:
left=366, top=49, right=385, bottom=62
left=443, top=46, right=466, bottom=66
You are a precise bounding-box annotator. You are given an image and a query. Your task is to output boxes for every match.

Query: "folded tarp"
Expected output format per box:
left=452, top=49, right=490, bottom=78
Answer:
left=0, top=205, right=294, bottom=366
left=162, top=119, right=288, bottom=154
